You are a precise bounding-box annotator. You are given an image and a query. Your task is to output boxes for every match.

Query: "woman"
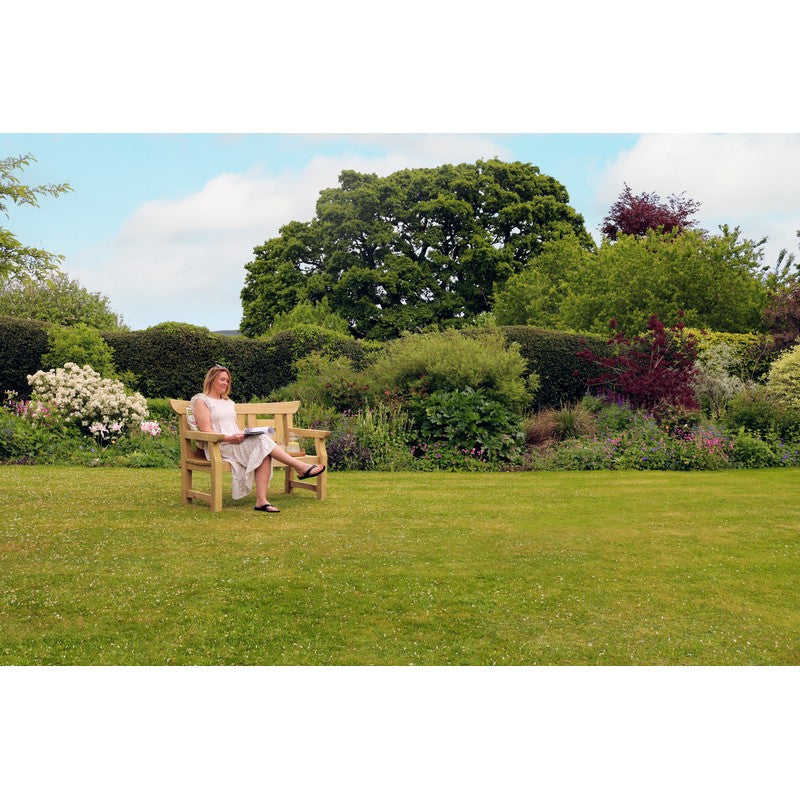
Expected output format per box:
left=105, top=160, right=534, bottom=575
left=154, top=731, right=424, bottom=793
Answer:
left=191, top=365, right=325, bottom=512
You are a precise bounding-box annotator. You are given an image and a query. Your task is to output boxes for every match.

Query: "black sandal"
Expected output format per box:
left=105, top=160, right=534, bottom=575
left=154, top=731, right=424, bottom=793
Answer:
left=254, top=502, right=280, bottom=513
left=298, top=464, right=325, bottom=480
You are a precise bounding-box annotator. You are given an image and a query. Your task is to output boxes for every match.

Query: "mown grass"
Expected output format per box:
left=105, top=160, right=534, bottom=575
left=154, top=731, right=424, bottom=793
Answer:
left=1, top=465, right=798, bottom=665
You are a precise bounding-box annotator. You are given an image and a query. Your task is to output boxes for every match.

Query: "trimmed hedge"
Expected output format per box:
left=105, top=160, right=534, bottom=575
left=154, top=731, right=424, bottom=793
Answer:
left=102, top=322, right=380, bottom=401
left=500, top=325, right=612, bottom=409
left=1, top=313, right=613, bottom=409
left=0, top=316, right=50, bottom=398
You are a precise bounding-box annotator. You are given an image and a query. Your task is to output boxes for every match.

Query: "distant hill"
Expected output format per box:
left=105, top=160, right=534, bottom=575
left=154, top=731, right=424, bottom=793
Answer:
left=213, top=329, right=240, bottom=337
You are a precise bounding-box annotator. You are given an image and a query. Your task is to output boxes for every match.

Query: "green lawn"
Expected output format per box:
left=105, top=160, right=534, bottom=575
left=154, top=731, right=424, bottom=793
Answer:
left=1, top=465, right=798, bottom=665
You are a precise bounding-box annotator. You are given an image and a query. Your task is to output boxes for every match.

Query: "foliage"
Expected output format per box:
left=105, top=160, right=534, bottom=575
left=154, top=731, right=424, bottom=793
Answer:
left=579, top=315, right=700, bottom=410
left=1, top=388, right=177, bottom=467
left=407, top=441, right=497, bottom=472
left=28, top=362, right=148, bottom=434
left=0, top=315, right=49, bottom=397
left=42, top=322, right=118, bottom=377
left=145, top=397, right=177, bottom=425
left=762, top=281, right=800, bottom=349
left=0, top=272, right=127, bottom=329
left=766, top=343, right=800, bottom=410
left=527, top=408, right=734, bottom=472
left=0, top=154, right=72, bottom=282
left=270, top=352, right=374, bottom=413
left=367, top=327, right=530, bottom=410
left=688, top=328, right=777, bottom=382
left=325, top=406, right=414, bottom=472
left=265, top=298, right=350, bottom=335
left=411, top=387, right=523, bottom=465
left=771, top=229, right=800, bottom=283
left=326, top=429, right=373, bottom=471
left=499, top=325, right=610, bottom=410
left=719, top=386, right=800, bottom=443
left=495, top=228, right=771, bottom=335
left=240, top=159, right=593, bottom=340
left=0, top=406, right=53, bottom=463
left=600, top=183, right=701, bottom=240
left=492, top=235, right=593, bottom=330
left=692, top=340, right=749, bottom=417
left=101, top=322, right=377, bottom=401
left=729, top=432, right=781, bottom=468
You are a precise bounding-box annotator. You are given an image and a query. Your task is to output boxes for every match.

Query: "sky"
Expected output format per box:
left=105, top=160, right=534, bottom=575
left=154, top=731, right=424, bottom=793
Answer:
left=3, top=131, right=800, bottom=332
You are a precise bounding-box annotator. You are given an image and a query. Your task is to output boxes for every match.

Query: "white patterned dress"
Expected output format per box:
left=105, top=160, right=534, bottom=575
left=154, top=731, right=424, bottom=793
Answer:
left=191, top=393, right=277, bottom=499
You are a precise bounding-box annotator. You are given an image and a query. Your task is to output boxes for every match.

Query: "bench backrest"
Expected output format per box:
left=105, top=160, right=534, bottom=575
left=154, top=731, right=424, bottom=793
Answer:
left=169, top=398, right=301, bottom=448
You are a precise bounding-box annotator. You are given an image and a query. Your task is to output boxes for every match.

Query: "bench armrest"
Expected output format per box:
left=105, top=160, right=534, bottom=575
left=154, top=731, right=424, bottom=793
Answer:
left=289, top=427, right=331, bottom=439
left=180, top=430, right=225, bottom=443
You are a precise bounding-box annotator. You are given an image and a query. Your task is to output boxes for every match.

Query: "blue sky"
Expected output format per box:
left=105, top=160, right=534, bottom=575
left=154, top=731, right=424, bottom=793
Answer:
left=4, top=132, right=799, bottom=331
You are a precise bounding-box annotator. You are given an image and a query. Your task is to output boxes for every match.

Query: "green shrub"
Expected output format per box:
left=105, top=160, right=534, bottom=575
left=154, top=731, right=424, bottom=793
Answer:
left=325, top=405, right=414, bottom=471
left=349, top=405, right=414, bottom=470
left=42, top=322, right=118, bottom=377
left=269, top=353, right=374, bottom=412
left=0, top=407, right=51, bottom=463
left=688, top=328, right=778, bottom=382
left=412, top=387, right=523, bottom=464
left=723, top=388, right=781, bottom=438
left=579, top=394, right=604, bottom=413
left=0, top=316, right=50, bottom=398
left=266, top=299, right=350, bottom=335
left=766, top=342, right=800, bottom=410
left=500, top=326, right=611, bottom=410
left=730, top=432, right=780, bottom=468
left=692, top=340, right=749, bottom=417
left=596, top=402, right=638, bottom=433
left=146, top=397, right=173, bottom=419
left=526, top=439, right=614, bottom=471
left=369, top=328, right=529, bottom=410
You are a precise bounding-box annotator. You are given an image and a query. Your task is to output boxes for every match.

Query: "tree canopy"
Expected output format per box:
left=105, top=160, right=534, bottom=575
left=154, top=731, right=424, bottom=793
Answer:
left=494, top=226, right=772, bottom=335
left=0, top=154, right=71, bottom=282
left=600, top=183, right=701, bottom=240
left=0, top=272, right=127, bottom=330
left=240, top=159, right=593, bottom=340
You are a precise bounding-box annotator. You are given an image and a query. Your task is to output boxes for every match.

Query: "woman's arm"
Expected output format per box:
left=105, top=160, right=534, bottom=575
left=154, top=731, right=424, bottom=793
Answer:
left=194, top=398, right=244, bottom=444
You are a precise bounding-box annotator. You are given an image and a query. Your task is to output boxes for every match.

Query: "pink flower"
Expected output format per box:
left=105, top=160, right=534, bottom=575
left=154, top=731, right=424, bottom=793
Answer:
left=140, top=420, right=161, bottom=437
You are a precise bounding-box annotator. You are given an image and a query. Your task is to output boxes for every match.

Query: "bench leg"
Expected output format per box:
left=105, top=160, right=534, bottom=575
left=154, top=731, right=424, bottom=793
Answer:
left=210, top=465, right=223, bottom=512
left=181, top=465, right=192, bottom=505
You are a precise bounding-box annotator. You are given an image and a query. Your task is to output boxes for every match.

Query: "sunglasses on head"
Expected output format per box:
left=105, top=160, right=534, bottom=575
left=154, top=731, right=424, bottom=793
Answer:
left=213, top=363, right=228, bottom=370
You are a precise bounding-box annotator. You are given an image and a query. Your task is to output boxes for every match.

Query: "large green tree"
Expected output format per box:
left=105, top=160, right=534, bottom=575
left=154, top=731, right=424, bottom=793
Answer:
left=0, top=272, right=127, bottom=329
left=1, top=154, right=71, bottom=281
left=494, top=226, right=772, bottom=335
left=241, top=159, right=592, bottom=340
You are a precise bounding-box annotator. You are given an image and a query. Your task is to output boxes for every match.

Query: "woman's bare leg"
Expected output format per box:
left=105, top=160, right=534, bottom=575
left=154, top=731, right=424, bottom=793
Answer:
left=269, top=444, right=323, bottom=475
left=254, top=455, right=272, bottom=507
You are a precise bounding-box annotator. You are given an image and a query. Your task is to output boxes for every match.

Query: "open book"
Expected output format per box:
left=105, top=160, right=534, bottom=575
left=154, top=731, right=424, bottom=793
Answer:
left=243, top=426, right=276, bottom=436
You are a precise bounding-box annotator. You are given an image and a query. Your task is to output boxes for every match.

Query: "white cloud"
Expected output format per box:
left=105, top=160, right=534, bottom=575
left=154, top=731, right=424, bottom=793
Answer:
left=71, top=135, right=511, bottom=331
left=592, top=133, right=800, bottom=261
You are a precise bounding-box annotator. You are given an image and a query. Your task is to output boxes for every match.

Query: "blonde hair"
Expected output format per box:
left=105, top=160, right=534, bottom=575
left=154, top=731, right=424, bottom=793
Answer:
left=202, top=365, right=232, bottom=398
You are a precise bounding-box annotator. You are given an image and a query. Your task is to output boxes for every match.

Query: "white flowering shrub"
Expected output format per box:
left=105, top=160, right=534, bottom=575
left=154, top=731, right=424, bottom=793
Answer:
left=693, top=341, right=749, bottom=417
left=27, top=362, right=148, bottom=433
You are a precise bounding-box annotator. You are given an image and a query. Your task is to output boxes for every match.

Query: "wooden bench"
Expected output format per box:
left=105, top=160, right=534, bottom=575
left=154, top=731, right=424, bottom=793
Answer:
left=169, top=399, right=329, bottom=512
